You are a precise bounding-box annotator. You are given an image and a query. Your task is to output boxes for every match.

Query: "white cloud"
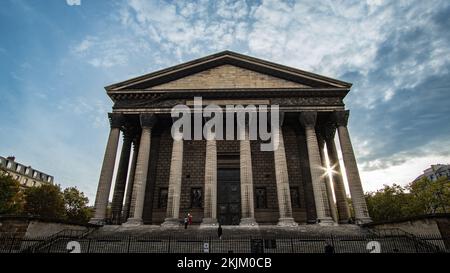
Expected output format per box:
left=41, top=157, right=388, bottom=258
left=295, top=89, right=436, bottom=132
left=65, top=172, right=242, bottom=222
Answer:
left=66, top=0, right=81, bottom=6
left=360, top=154, right=450, bottom=193
left=73, top=38, right=94, bottom=54
left=66, top=0, right=450, bottom=196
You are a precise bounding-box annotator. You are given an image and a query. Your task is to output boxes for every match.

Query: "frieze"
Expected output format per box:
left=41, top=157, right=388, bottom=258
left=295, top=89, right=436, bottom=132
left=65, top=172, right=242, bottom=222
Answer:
left=114, top=96, right=343, bottom=109
left=271, top=97, right=343, bottom=106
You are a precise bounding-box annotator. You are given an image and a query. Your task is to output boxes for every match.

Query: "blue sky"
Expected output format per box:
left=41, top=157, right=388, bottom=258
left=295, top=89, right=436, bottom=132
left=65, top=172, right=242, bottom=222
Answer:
left=1, top=0, right=450, bottom=203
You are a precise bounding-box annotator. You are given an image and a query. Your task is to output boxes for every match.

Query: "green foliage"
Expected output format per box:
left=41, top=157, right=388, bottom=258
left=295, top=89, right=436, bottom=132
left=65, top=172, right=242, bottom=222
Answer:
left=0, top=169, right=93, bottom=223
left=63, top=187, right=93, bottom=223
left=408, top=176, right=450, bottom=214
left=366, top=177, right=450, bottom=222
left=23, top=183, right=65, bottom=219
left=0, top=171, right=24, bottom=214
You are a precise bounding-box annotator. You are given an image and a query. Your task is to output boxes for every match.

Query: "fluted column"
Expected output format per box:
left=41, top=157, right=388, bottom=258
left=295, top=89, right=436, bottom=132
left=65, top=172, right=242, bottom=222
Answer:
left=111, top=129, right=133, bottom=224
left=90, top=113, right=123, bottom=225
left=162, top=129, right=184, bottom=227
left=333, top=110, right=371, bottom=224
left=121, top=139, right=139, bottom=222
left=201, top=129, right=218, bottom=227
left=239, top=121, right=257, bottom=226
left=125, top=114, right=157, bottom=225
left=324, top=124, right=351, bottom=223
left=273, top=114, right=297, bottom=226
left=317, top=134, right=338, bottom=223
left=299, top=112, right=333, bottom=225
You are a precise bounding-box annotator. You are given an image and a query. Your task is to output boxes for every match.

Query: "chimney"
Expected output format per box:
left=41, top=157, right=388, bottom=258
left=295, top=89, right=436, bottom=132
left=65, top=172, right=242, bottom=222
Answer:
left=6, top=156, right=15, bottom=161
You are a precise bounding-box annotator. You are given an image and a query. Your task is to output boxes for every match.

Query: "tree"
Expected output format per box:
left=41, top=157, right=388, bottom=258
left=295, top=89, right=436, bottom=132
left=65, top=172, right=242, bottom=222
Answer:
left=365, top=184, right=422, bottom=222
left=408, top=176, right=450, bottom=214
left=365, top=177, right=450, bottom=222
left=23, top=183, right=65, bottom=219
left=0, top=171, right=24, bottom=214
left=63, top=187, right=92, bottom=223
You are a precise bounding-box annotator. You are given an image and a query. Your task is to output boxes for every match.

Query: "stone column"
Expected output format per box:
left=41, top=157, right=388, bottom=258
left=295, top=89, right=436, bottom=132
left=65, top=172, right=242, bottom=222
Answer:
left=273, top=114, right=297, bottom=226
left=333, top=110, right=371, bottom=224
left=324, top=124, right=351, bottom=223
left=317, top=134, right=338, bottom=223
left=125, top=114, right=157, bottom=225
left=299, top=112, right=334, bottom=225
left=239, top=121, right=257, bottom=227
left=121, top=138, right=139, bottom=222
left=90, top=113, right=123, bottom=225
left=201, top=128, right=218, bottom=227
left=111, top=129, right=133, bottom=224
left=162, top=128, right=184, bottom=227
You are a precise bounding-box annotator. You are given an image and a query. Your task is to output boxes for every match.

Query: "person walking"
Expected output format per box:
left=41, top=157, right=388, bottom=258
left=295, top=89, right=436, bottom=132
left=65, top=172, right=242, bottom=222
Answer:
left=324, top=241, right=335, bottom=254
left=184, top=215, right=189, bottom=229
left=188, top=212, right=193, bottom=225
left=217, top=223, right=223, bottom=240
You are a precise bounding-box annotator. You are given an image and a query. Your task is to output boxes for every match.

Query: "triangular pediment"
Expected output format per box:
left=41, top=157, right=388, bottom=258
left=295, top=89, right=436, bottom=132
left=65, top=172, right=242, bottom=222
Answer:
left=106, top=51, right=351, bottom=91
left=148, top=64, right=308, bottom=89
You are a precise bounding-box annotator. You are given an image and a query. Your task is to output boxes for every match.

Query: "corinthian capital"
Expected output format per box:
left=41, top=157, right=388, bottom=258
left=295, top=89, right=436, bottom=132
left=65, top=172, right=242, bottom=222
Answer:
left=323, top=122, right=337, bottom=141
left=140, top=113, right=157, bottom=128
left=333, top=110, right=350, bottom=127
left=108, top=113, right=124, bottom=129
left=299, top=111, right=317, bottom=129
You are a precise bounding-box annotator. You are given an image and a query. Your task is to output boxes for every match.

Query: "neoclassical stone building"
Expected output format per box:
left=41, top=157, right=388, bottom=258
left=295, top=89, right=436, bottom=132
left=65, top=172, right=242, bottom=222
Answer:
left=90, top=51, right=371, bottom=227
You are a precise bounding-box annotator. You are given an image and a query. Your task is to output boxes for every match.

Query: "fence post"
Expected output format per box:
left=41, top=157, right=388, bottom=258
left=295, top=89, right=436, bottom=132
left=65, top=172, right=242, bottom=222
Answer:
left=47, top=239, right=52, bottom=253
left=127, top=236, right=132, bottom=253
left=167, top=236, right=171, bottom=253
left=330, top=234, right=335, bottom=253
left=87, top=238, right=91, bottom=253
left=291, top=238, right=294, bottom=253
left=9, top=235, right=15, bottom=253
left=209, top=236, right=212, bottom=254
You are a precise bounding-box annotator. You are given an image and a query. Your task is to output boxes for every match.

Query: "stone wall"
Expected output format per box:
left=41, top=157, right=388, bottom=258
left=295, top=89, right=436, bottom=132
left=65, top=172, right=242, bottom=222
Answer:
left=0, top=216, right=89, bottom=239
left=25, top=221, right=87, bottom=238
left=369, top=214, right=450, bottom=250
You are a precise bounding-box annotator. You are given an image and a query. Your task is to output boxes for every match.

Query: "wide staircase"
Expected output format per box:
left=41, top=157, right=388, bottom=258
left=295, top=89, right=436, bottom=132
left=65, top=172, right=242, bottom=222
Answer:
left=2, top=225, right=446, bottom=253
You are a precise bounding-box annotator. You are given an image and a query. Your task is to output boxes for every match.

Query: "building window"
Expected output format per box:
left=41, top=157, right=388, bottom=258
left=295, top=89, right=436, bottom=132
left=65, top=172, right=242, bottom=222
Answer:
left=25, top=168, right=30, bottom=175
left=255, top=187, right=267, bottom=209
left=16, top=165, right=21, bottom=172
left=158, top=188, right=168, bottom=208
left=290, top=187, right=301, bottom=208
left=6, top=162, right=12, bottom=169
left=190, top=188, right=203, bottom=208
left=23, top=178, right=28, bottom=185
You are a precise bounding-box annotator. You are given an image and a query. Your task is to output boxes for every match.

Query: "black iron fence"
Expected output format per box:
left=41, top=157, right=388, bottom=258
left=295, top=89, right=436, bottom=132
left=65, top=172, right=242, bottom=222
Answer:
left=0, top=233, right=448, bottom=253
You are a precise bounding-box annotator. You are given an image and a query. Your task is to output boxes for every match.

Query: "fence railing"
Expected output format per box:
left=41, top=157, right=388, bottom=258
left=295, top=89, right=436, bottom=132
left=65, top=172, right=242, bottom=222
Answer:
left=368, top=228, right=442, bottom=252
left=0, top=234, right=448, bottom=253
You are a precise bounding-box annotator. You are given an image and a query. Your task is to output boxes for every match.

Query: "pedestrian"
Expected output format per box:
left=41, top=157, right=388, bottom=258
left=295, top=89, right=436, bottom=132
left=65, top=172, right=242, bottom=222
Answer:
left=218, top=223, right=223, bottom=239
left=188, top=212, right=193, bottom=225
left=324, top=241, right=335, bottom=254
left=184, top=215, right=188, bottom=229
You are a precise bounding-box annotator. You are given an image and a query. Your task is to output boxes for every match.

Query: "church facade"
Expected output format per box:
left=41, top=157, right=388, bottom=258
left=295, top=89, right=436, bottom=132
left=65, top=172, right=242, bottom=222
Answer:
left=90, top=51, right=371, bottom=227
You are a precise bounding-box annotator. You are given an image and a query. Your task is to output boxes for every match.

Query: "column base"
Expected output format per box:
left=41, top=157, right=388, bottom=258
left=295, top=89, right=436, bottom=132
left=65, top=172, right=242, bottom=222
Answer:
left=317, top=217, right=336, bottom=226
left=88, top=218, right=106, bottom=226
left=277, top=217, right=298, bottom=227
left=338, top=219, right=352, bottom=224
left=161, top=218, right=181, bottom=228
left=200, top=218, right=218, bottom=228
left=239, top=218, right=258, bottom=227
left=123, top=218, right=143, bottom=226
left=355, top=217, right=372, bottom=225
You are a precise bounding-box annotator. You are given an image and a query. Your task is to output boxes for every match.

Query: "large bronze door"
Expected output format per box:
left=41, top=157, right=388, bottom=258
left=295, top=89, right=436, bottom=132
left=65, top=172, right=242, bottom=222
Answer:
left=217, top=168, right=241, bottom=225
